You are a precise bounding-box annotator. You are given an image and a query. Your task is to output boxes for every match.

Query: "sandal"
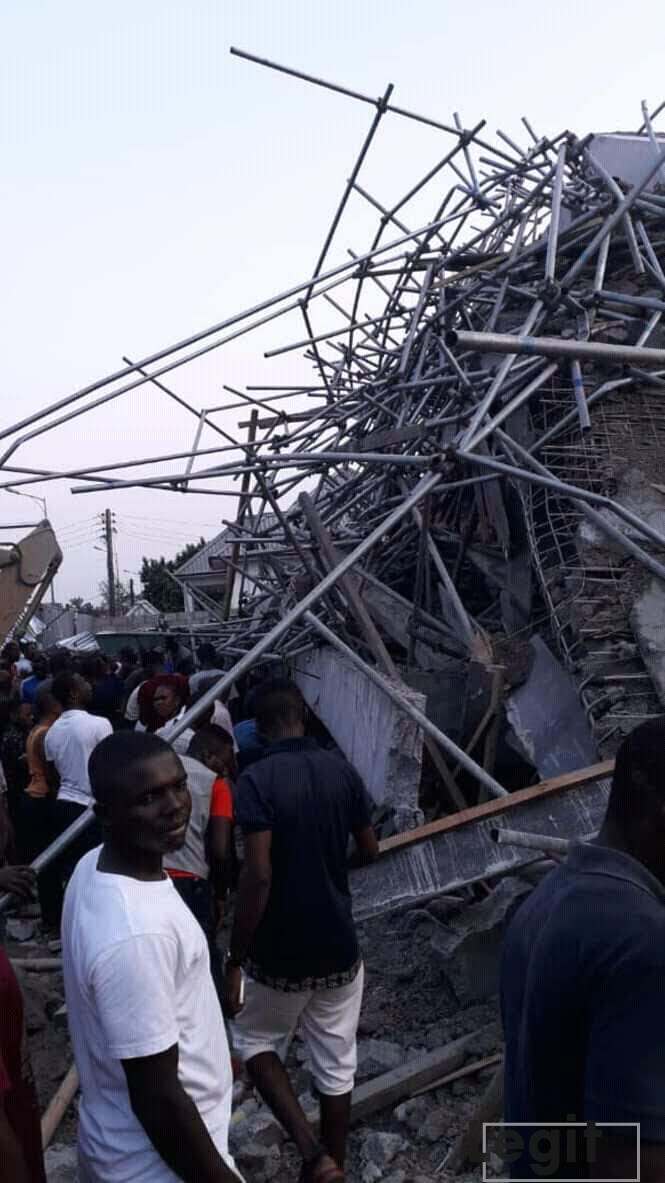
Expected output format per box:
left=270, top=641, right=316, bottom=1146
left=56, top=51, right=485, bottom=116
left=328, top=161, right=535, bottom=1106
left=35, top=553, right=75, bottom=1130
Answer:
left=299, top=1149, right=345, bottom=1183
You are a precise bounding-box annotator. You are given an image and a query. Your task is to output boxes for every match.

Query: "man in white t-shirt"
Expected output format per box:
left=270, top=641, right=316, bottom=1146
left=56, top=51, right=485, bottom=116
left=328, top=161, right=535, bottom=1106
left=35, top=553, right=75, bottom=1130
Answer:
left=62, top=730, right=241, bottom=1183
left=44, top=671, right=113, bottom=925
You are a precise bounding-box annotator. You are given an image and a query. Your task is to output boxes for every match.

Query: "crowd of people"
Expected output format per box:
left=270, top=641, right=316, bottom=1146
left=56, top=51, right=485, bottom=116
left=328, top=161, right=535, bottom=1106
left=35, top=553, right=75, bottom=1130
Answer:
left=2, top=634, right=665, bottom=1180
left=0, top=638, right=379, bottom=1182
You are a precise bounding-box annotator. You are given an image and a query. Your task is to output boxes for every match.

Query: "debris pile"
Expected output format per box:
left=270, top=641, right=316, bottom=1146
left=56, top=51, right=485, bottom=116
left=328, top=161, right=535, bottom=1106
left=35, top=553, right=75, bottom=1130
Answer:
left=6, top=71, right=665, bottom=800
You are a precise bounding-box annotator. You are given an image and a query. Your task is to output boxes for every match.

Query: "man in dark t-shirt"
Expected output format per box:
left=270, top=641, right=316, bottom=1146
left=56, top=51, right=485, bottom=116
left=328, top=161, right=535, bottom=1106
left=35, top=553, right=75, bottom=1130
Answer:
left=501, top=717, right=665, bottom=1181
left=224, top=679, right=378, bottom=1183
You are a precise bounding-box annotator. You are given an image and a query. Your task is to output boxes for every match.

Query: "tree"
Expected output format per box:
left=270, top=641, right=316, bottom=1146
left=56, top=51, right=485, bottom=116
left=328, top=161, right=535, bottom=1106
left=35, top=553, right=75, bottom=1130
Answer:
left=68, top=596, right=100, bottom=616
left=98, top=580, right=132, bottom=615
left=139, top=539, right=206, bottom=612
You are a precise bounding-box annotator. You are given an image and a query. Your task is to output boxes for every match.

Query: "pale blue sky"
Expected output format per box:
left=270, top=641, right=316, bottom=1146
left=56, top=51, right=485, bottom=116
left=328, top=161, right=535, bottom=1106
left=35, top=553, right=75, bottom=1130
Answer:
left=2, top=0, right=664, bottom=601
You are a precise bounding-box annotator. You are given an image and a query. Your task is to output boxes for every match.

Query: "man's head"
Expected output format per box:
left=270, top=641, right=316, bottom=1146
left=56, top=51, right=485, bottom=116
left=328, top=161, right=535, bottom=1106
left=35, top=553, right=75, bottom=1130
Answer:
left=2, top=694, right=33, bottom=732
left=187, top=724, right=236, bottom=778
left=254, top=678, right=307, bottom=743
left=603, top=718, right=665, bottom=882
left=34, top=684, right=61, bottom=724
left=196, top=642, right=218, bottom=670
left=15, top=698, right=34, bottom=731
left=142, top=648, right=164, bottom=676
left=49, top=649, right=71, bottom=677
left=2, top=641, right=20, bottom=664
left=32, top=655, right=49, bottom=682
left=153, top=682, right=183, bottom=722
left=51, top=671, right=92, bottom=711
left=90, top=731, right=191, bottom=857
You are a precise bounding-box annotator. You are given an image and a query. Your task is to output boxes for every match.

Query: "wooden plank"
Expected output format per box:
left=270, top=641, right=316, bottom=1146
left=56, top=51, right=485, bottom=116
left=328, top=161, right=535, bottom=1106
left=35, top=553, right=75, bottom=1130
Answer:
left=11, top=957, right=63, bottom=972
left=304, top=1032, right=481, bottom=1127
left=412, top=1052, right=502, bottom=1098
left=41, top=1063, right=79, bottom=1149
left=378, top=759, right=615, bottom=856
left=353, top=772, right=610, bottom=919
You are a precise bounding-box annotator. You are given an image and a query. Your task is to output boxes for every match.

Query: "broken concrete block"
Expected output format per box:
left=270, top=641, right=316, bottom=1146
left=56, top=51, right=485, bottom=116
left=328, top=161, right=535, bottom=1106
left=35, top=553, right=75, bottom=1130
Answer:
left=361, top=1130, right=408, bottom=1167
left=631, top=579, right=665, bottom=709
left=44, top=1143, right=78, bottom=1182
left=506, top=637, right=597, bottom=779
left=362, top=1163, right=384, bottom=1183
left=393, top=1095, right=431, bottom=1132
left=429, top=877, right=531, bottom=1004
left=233, top=1140, right=281, bottom=1183
left=6, top=918, right=36, bottom=942
left=229, top=1106, right=283, bottom=1152
left=357, top=1039, right=404, bottom=1075
left=293, top=645, right=424, bottom=815
left=420, top=1108, right=451, bottom=1144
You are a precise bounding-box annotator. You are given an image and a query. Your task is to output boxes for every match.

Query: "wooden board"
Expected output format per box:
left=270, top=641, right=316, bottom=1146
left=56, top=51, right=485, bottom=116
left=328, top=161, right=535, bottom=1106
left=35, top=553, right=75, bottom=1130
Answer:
left=304, top=1031, right=482, bottom=1127
left=378, top=759, right=614, bottom=856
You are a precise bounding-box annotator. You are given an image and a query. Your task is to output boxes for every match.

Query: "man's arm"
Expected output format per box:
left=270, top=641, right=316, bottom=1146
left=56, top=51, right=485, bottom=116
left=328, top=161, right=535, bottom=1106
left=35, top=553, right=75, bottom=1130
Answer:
left=224, top=829, right=272, bottom=1016
left=45, top=760, right=60, bottom=794
left=349, top=824, right=379, bottom=867
left=208, top=817, right=233, bottom=925
left=123, top=1044, right=239, bottom=1182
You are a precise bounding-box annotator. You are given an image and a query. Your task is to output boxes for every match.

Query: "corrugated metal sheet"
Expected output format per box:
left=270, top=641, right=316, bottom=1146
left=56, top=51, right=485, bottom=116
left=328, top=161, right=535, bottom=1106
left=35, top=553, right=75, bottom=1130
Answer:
left=175, top=514, right=280, bottom=578
left=55, top=631, right=99, bottom=652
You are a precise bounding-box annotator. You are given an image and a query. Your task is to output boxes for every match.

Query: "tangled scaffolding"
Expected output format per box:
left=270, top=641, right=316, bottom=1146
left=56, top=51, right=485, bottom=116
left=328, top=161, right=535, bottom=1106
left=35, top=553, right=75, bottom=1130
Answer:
left=6, top=51, right=665, bottom=805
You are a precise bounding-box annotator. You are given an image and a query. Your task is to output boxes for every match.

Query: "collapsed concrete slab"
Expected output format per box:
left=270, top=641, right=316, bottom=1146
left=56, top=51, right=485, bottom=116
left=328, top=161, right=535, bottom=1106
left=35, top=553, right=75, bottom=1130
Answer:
left=429, top=877, right=531, bottom=1004
left=506, top=637, right=598, bottom=780
left=350, top=768, right=610, bottom=921
left=293, top=644, right=424, bottom=822
left=631, top=578, right=665, bottom=708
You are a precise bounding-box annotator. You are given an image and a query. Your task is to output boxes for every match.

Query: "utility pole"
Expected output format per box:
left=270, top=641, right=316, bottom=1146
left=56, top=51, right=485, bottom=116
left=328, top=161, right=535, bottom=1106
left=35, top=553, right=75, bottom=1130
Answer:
left=100, top=509, right=117, bottom=616
left=222, top=409, right=259, bottom=620
left=129, top=578, right=135, bottom=607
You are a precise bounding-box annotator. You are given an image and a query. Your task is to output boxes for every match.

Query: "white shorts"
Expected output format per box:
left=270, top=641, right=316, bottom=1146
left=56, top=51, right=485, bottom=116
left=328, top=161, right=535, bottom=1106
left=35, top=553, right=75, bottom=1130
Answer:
left=231, top=964, right=364, bottom=1096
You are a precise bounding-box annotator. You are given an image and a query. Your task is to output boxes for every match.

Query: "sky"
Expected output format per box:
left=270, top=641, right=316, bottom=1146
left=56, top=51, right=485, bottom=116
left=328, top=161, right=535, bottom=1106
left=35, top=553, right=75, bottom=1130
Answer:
left=2, top=0, right=664, bottom=603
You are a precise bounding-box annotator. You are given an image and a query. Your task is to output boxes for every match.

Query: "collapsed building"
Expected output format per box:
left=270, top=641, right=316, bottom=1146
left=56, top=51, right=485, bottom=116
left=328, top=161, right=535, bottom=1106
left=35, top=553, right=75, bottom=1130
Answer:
left=5, top=66, right=665, bottom=851
left=5, top=59, right=665, bottom=1180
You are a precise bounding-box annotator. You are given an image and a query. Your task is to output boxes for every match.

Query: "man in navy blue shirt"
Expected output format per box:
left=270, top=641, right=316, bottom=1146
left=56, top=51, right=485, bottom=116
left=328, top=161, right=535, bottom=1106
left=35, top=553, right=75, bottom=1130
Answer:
left=501, top=717, right=665, bottom=1181
left=224, top=679, right=378, bottom=1183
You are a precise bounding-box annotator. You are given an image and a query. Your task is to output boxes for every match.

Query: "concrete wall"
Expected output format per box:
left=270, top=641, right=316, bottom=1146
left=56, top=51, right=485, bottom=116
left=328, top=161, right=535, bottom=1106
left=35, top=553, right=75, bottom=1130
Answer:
left=293, top=645, right=425, bottom=820
left=38, top=607, right=211, bottom=649
left=589, top=133, right=665, bottom=190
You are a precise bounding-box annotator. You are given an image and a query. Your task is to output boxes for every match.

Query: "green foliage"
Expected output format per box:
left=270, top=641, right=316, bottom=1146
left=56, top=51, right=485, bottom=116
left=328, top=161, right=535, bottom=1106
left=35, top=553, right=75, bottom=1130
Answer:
left=139, top=539, right=205, bottom=612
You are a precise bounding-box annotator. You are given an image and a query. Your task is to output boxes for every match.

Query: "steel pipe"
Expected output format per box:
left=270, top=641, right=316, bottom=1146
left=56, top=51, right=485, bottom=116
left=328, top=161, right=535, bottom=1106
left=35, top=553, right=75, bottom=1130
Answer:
left=164, top=470, right=444, bottom=743
left=490, top=826, right=570, bottom=854
left=0, top=806, right=95, bottom=914
left=446, top=328, right=665, bottom=367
